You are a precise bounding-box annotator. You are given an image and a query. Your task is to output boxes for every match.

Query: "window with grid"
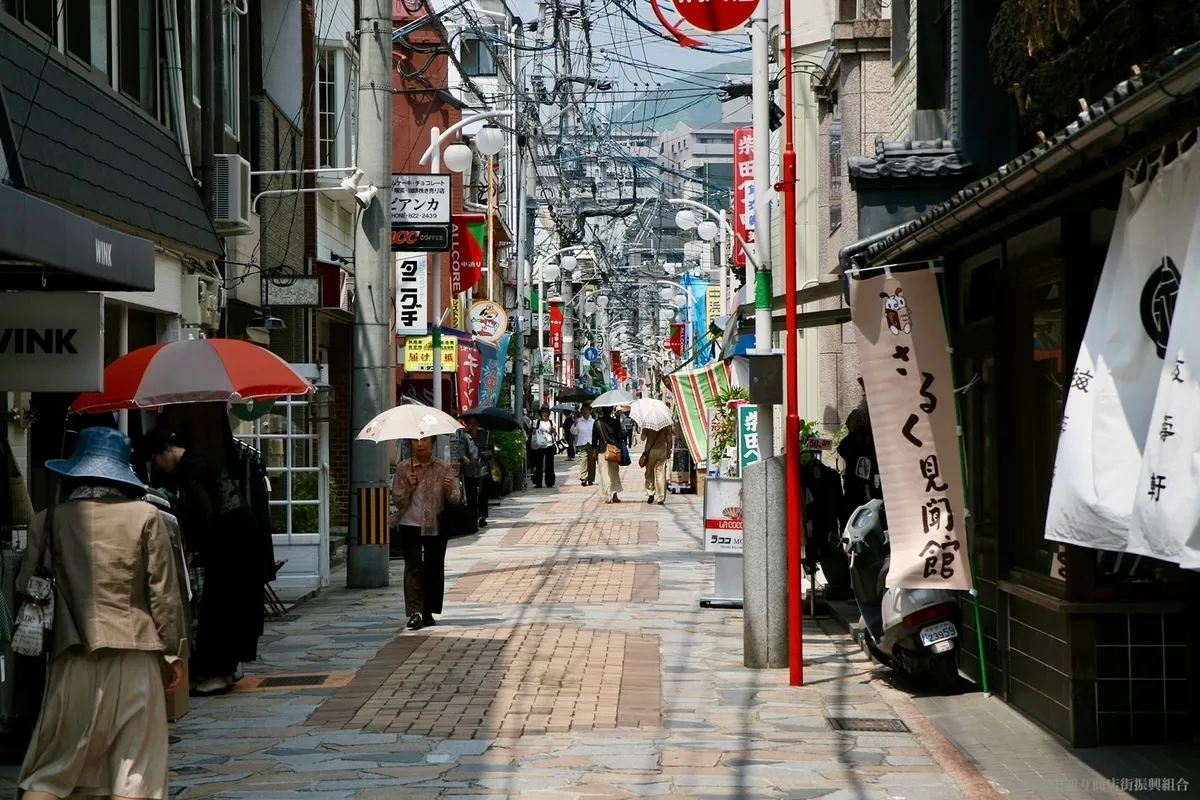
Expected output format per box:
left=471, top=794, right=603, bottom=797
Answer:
left=317, top=49, right=337, bottom=167
left=460, top=37, right=496, bottom=77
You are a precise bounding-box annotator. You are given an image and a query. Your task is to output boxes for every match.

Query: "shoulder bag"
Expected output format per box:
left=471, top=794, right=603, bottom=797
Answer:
left=638, top=431, right=662, bottom=469
left=12, top=504, right=56, bottom=657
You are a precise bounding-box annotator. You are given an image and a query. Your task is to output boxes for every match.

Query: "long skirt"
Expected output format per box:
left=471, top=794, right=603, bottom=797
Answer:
left=19, top=648, right=169, bottom=799
left=598, top=458, right=623, bottom=502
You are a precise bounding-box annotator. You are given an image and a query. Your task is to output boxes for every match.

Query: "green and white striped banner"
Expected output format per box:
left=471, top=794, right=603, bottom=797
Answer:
left=666, top=360, right=735, bottom=462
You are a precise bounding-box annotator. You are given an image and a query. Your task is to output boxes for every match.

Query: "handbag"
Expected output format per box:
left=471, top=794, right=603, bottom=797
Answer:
left=4, top=443, right=32, bottom=528
left=12, top=505, right=56, bottom=657
left=638, top=431, right=661, bottom=469
left=618, top=441, right=632, bottom=467
left=605, top=444, right=622, bottom=463
left=438, top=477, right=477, bottom=537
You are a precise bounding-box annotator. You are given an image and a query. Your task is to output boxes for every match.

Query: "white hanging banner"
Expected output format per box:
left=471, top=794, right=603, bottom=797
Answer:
left=1046, top=146, right=1200, bottom=553
left=1130, top=148, right=1200, bottom=566
left=394, top=252, right=429, bottom=336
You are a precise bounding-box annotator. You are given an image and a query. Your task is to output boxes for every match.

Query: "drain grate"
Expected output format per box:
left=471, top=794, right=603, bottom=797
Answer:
left=257, top=674, right=330, bottom=688
left=827, top=717, right=909, bottom=733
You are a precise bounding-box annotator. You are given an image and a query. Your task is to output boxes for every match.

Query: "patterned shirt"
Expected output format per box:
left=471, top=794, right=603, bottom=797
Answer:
left=390, top=457, right=462, bottom=536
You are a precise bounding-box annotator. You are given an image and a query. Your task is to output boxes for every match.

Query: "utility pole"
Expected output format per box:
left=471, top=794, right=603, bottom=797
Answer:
left=514, top=139, right=531, bottom=423
left=750, top=0, right=775, bottom=455
left=347, top=0, right=394, bottom=589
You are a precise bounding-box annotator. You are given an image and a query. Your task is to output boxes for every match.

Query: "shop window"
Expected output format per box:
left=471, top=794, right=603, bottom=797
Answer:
left=1010, top=280, right=1065, bottom=578
left=916, top=0, right=950, bottom=111
left=460, top=36, right=496, bottom=77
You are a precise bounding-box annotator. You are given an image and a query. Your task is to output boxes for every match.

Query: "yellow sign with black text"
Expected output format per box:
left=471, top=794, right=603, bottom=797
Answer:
left=404, top=337, right=458, bottom=372
left=706, top=286, right=722, bottom=320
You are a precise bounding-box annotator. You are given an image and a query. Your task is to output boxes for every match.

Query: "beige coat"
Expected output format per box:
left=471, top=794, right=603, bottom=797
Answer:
left=390, top=457, right=461, bottom=536
left=18, top=498, right=190, bottom=662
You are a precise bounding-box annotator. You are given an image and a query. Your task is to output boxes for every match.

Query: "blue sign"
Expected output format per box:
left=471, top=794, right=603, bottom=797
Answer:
left=584, top=346, right=600, bottom=362
left=610, top=377, right=618, bottom=389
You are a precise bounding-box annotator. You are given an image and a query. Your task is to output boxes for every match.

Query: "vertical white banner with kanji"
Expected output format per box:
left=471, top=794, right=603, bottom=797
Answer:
left=732, top=126, right=754, bottom=267
left=394, top=252, right=428, bottom=336
left=850, top=267, right=971, bottom=590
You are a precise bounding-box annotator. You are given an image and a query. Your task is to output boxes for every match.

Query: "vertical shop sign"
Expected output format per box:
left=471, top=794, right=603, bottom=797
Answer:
left=732, top=126, right=754, bottom=267
left=737, top=405, right=760, bottom=472
left=850, top=267, right=971, bottom=591
left=394, top=253, right=428, bottom=336
left=477, top=333, right=510, bottom=408
left=668, top=323, right=684, bottom=356
left=457, top=340, right=481, bottom=412
left=450, top=213, right=486, bottom=294
left=707, top=285, right=723, bottom=321
left=549, top=301, right=564, bottom=353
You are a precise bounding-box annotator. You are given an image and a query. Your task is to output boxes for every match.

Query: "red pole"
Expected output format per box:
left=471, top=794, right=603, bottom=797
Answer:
left=778, top=0, right=805, bottom=687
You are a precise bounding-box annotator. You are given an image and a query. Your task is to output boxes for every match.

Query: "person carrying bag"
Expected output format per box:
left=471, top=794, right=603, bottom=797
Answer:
left=592, top=408, right=625, bottom=504
left=640, top=426, right=674, bottom=505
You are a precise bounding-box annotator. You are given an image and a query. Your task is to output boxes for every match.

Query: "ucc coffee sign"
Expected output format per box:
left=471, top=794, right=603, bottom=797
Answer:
left=0, top=292, right=103, bottom=392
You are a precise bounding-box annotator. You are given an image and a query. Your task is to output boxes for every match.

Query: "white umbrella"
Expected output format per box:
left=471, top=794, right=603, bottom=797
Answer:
left=591, top=389, right=636, bottom=408
left=629, top=398, right=673, bottom=431
left=357, top=403, right=463, bottom=442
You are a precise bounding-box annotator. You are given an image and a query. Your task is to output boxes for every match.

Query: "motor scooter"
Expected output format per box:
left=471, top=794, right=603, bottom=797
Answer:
left=841, top=498, right=962, bottom=683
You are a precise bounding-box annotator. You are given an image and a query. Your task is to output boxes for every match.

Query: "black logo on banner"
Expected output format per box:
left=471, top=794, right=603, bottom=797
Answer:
left=1140, top=256, right=1180, bottom=359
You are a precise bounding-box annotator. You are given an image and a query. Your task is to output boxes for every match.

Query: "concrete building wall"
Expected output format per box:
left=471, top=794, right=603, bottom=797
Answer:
left=262, top=0, right=306, bottom=125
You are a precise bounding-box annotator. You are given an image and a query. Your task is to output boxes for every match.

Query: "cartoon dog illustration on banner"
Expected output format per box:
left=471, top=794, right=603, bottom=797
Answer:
left=881, top=287, right=913, bottom=335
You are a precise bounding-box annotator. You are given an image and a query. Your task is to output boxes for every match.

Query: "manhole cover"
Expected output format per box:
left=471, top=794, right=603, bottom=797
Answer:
left=257, top=674, right=330, bottom=688
left=827, top=717, right=909, bottom=732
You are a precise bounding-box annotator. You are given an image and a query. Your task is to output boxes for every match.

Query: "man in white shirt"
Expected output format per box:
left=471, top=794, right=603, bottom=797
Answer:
left=570, top=403, right=598, bottom=486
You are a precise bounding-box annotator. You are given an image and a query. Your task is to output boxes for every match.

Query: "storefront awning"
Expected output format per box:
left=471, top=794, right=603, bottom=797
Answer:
left=0, top=184, right=156, bottom=291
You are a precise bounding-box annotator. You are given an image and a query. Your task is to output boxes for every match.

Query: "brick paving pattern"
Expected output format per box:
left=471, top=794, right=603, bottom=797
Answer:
left=500, top=519, right=658, bottom=546
left=309, top=624, right=660, bottom=738
left=445, top=557, right=659, bottom=604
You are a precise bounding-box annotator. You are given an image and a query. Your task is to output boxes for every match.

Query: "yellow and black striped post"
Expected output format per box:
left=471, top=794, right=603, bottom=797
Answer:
left=356, top=486, right=391, bottom=546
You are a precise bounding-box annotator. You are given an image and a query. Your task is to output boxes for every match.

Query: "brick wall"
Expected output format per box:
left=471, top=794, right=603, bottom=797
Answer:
left=890, top=0, right=919, bottom=140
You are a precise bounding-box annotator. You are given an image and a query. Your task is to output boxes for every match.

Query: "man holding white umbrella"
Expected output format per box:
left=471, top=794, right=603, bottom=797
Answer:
left=631, top=399, right=675, bottom=505
left=358, top=403, right=464, bottom=630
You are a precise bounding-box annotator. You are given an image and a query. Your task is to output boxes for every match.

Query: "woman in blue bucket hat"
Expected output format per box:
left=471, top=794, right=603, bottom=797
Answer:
left=17, top=426, right=188, bottom=800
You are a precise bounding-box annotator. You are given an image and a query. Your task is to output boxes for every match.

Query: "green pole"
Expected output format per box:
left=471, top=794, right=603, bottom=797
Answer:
left=935, top=264, right=992, bottom=697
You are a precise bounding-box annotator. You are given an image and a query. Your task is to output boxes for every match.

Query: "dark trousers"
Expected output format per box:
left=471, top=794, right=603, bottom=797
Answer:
left=532, top=447, right=556, bottom=486
left=464, top=475, right=488, bottom=523
left=397, top=525, right=448, bottom=617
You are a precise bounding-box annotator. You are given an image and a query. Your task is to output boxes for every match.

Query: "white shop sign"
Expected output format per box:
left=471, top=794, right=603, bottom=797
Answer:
left=703, top=476, right=744, bottom=554
left=390, top=174, right=451, bottom=225
left=0, top=292, right=104, bottom=392
left=394, top=252, right=429, bottom=336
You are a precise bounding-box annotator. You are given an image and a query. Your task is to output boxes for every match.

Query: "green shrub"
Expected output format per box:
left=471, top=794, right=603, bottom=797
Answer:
left=290, top=472, right=341, bottom=534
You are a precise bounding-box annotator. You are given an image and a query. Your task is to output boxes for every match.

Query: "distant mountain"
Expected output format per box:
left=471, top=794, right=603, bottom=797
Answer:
left=612, top=59, right=749, bottom=132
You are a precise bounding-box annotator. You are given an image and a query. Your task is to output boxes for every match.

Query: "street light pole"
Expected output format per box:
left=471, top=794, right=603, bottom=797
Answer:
left=750, top=0, right=775, bottom=456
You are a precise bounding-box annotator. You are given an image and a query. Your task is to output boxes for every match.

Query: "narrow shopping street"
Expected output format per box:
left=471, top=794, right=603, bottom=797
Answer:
left=155, top=460, right=978, bottom=800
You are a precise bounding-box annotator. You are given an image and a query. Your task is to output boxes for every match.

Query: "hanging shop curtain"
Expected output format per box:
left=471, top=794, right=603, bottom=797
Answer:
left=665, top=359, right=735, bottom=463
left=1046, top=141, right=1200, bottom=559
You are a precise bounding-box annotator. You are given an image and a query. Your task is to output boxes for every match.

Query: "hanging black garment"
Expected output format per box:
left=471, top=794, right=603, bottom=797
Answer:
left=234, top=442, right=277, bottom=586
left=170, top=449, right=266, bottom=676
left=803, top=458, right=853, bottom=595
left=836, top=425, right=884, bottom=529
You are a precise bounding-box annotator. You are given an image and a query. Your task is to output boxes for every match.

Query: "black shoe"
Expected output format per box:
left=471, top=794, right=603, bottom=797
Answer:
left=657, top=500, right=665, bottom=505
left=422, top=614, right=436, bottom=627
left=407, top=613, right=424, bottom=630
left=478, top=518, right=488, bottom=528
left=533, top=483, right=542, bottom=488
left=647, top=496, right=655, bottom=504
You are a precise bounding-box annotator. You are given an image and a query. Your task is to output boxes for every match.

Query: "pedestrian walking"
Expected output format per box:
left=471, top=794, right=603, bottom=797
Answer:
left=528, top=406, right=557, bottom=488
left=391, top=436, right=462, bottom=631
left=17, top=427, right=188, bottom=800
left=563, top=411, right=578, bottom=460
left=571, top=403, right=598, bottom=486
left=620, top=409, right=635, bottom=446
left=593, top=407, right=625, bottom=503
left=458, top=415, right=492, bottom=529
left=640, top=424, right=674, bottom=505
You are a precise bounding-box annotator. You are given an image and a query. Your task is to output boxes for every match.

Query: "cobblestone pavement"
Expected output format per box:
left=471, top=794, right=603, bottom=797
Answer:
left=149, top=459, right=992, bottom=799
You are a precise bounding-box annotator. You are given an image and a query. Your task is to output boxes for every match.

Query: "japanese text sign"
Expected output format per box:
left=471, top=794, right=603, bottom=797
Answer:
left=703, top=477, right=743, bottom=553
left=707, top=286, right=723, bottom=321
left=394, top=252, right=428, bottom=336
left=850, top=267, right=971, bottom=591
left=390, top=174, right=451, bottom=225
left=404, top=336, right=458, bottom=372
left=457, top=341, right=481, bottom=413
left=732, top=127, right=754, bottom=267
left=737, top=405, right=761, bottom=470
left=549, top=301, right=564, bottom=353
left=450, top=214, right=486, bottom=294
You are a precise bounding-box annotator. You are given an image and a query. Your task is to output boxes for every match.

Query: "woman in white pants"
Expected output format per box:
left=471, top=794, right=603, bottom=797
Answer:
left=593, top=408, right=625, bottom=503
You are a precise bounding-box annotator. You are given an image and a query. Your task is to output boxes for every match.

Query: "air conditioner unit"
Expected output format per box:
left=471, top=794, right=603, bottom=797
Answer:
left=213, top=153, right=252, bottom=235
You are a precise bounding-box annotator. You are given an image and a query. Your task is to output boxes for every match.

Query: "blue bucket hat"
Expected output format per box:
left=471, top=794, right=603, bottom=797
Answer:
left=46, top=427, right=146, bottom=491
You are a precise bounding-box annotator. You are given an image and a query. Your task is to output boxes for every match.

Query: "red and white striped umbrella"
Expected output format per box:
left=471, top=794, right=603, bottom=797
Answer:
left=70, top=338, right=312, bottom=414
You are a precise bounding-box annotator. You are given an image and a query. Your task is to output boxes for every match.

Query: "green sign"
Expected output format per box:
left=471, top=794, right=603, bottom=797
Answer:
left=737, top=405, right=761, bottom=470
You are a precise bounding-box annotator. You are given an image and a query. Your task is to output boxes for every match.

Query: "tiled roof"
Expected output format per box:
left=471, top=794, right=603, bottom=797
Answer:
left=860, top=41, right=1200, bottom=263
left=0, top=29, right=221, bottom=256
left=847, top=137, right=972, bottom=181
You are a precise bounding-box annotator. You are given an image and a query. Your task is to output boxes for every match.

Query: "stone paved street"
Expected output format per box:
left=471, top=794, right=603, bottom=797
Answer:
left=149, top=457, right=995, bottom=800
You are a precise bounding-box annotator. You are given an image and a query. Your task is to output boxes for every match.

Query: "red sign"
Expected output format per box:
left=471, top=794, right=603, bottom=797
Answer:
left=668, top=323, right=684, bottom=356
left=561, top=357, right=576, bottom=388
left=456, top=341, right=481, bottom=413
left=549, top=301, right=564, bottom=353
left=732, top=126, right=754, bottom=267
left=450, top=214, right=485, bottom=294
left=611, top=350, right=628, bottom=382
left=671, top=0, right=756, bottom=33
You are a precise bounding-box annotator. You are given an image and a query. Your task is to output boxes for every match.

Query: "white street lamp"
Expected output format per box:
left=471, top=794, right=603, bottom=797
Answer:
left=597, top=295, right=610, bottom=309
left=442, top=143, right=474, bottom=174
left=541, top=263, right=561, bottom=282
left=560, top=254, right=579, bottom=273
left=673, top=293, right=688, bottom=308
left=474, top=125, right=505, bottom=156
left=585, top=301, right=597, bottom=315
left=674, top=209, right=698, bottom=231
left=658, top=286, right=674, bottom=302
left=697, top=220, right=719, bottom=242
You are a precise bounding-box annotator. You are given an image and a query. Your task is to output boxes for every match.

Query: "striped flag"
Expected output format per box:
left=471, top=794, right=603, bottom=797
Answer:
left=665, top=360, right=735, bottom=462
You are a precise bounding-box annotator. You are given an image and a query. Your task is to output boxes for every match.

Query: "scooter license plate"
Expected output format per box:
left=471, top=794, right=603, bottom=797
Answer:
left=919, top=621, right=957, bottom=646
